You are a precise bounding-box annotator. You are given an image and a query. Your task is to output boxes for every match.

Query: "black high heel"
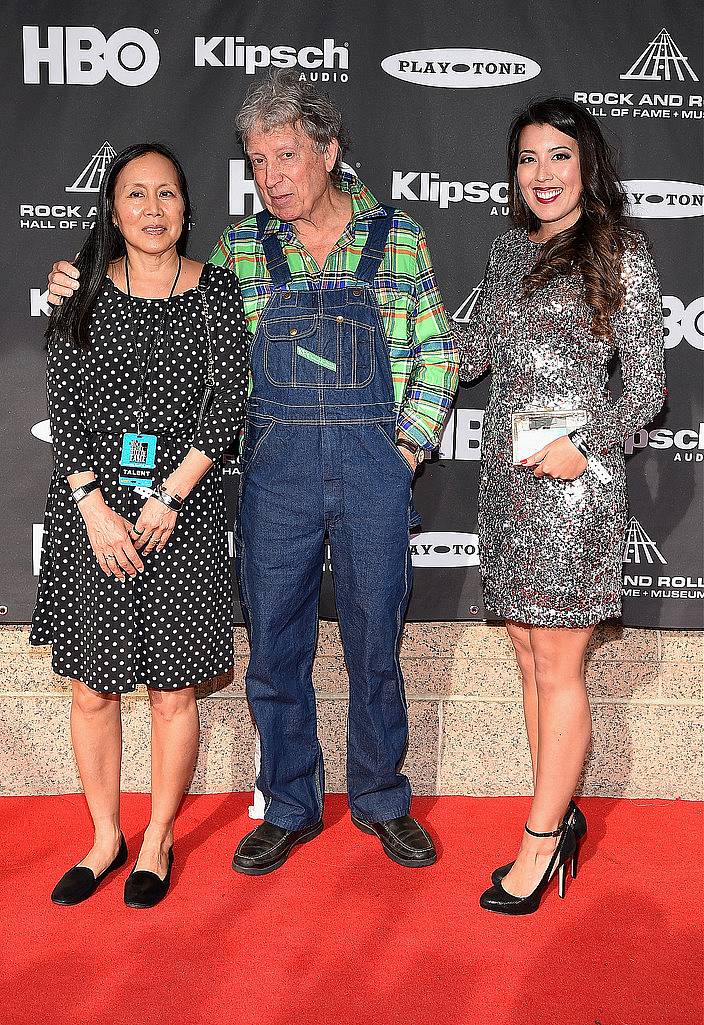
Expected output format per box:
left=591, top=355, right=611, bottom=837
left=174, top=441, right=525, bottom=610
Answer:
left=490, top=799, right=586, bottom=886
left=479, top=816, right=577, bottom=916
left=124, top=847, right=174, bottom=909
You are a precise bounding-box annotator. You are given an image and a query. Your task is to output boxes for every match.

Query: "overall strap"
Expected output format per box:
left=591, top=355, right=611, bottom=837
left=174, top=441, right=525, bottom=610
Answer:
left=354, top=204, right=394, bottom=284
left=257, top=209, right=293, bottom=287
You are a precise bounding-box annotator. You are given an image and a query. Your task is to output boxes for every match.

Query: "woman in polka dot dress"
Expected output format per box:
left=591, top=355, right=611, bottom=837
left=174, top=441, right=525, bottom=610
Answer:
left=32, top=144, right=249, bottom=908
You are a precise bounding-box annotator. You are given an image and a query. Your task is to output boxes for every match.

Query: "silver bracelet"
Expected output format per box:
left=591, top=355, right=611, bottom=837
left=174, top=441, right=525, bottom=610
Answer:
left=148, top=485, right=184, bottom=513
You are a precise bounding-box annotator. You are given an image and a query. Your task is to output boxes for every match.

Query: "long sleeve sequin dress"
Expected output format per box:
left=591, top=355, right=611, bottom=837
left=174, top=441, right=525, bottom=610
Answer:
left=454, top=228, right=665, bottom=627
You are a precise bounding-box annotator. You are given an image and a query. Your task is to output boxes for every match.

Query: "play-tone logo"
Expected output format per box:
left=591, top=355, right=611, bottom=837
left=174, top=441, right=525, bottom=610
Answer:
left=410, top=532, right=480, bottom=567
left=621, top=28, right=698, bottom=82
left=23, top=27, right=160, bottom=86
left=623, top=180, right=704, bottom=218
left=381, top=48, right=540, bottom=88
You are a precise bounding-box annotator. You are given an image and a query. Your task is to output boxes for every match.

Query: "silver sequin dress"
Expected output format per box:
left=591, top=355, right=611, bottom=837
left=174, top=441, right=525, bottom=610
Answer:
left=454, top=228, right=665, bottom=627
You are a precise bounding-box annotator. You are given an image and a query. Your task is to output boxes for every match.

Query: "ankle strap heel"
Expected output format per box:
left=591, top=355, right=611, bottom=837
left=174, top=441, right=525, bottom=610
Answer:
left=524, top=823, right=564, bottom=838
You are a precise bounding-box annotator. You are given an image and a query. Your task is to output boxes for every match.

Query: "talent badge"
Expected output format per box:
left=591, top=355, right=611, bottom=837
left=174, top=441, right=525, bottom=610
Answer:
left=119, top=432, right=158, bottom=488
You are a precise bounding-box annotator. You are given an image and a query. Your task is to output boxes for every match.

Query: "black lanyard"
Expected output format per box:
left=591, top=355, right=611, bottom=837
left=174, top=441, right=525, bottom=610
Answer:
left=124, top=254, right=182, bottom=434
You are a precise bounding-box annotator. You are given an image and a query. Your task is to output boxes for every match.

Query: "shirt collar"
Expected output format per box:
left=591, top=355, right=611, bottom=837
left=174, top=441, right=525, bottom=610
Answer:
left=261, top=172, right=386, bottom=239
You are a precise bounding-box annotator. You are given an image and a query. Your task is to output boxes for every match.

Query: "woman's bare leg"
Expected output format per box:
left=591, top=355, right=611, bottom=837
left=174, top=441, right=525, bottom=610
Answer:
left=501, top=625, right=593, bottom=897
left=505, top=621, right=538, bottom=786
left=133, top=687, right=200, bottom=877
left=70, top=679, right=123, bottom=873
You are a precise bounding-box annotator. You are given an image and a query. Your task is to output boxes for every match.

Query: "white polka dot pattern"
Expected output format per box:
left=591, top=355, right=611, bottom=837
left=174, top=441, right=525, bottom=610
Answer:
left=30, top=264, right=250, bottom=693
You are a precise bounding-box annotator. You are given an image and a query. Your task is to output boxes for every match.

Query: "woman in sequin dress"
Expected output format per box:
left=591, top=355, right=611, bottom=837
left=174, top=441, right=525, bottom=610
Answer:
left=454, top=99, right=665, bottom=915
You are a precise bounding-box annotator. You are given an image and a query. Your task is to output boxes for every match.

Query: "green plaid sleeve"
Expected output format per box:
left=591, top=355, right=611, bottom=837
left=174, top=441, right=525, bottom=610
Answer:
left=397, top=229, right=459, bottom=450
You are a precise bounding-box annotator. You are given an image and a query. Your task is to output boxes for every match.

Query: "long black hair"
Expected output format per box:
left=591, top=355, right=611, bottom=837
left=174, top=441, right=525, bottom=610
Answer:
left=507, top=97, right=633, bottom=340
left=46, top=142, right=192, bottom=350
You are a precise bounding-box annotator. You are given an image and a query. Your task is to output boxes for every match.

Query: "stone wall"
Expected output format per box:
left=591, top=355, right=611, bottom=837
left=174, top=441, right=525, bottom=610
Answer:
left=1, top=623, right=702, bottom=799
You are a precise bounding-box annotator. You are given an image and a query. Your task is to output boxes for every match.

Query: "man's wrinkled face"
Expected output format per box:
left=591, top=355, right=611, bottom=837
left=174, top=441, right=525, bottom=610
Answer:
left=246, top=122, right=338, bottom=223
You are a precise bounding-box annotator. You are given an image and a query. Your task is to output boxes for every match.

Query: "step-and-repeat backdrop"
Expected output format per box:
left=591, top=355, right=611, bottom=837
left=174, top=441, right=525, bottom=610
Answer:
left=2, top=1, right=702, bottom=627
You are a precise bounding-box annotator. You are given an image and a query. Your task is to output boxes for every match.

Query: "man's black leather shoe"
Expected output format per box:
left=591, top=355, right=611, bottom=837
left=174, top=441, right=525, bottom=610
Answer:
left=232, top=820, right=324, bottom=875
left=51, top=833, right=128, bottom=905
left=351, top=814, right=437, bottom=867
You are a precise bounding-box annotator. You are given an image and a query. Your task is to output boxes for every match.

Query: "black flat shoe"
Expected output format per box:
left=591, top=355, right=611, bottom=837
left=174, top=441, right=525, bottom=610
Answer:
left=51, top=834, right=128, bottom=906
left=124, top=847, right=174, bottom=909
left=491, top=800, right=587, bottom=885
left=480, top=818, right=577, bottom=916
left=351, top=813, right=437, bottom=868
left=232, top=820, right=323, bottom=876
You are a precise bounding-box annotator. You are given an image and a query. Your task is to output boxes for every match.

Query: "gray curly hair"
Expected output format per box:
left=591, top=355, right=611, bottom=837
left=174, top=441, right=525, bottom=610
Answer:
left=236, top=70, right=350, bottom=184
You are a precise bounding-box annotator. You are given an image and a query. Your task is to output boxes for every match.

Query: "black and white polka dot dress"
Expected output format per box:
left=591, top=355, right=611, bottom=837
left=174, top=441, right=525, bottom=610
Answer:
left=30, top=264, right=249, bottom=693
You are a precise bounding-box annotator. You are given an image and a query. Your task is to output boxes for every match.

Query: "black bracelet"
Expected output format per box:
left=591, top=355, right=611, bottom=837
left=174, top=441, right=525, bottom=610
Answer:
left=71, top=480, right=101, bottom=504
left=568, top=430, right=591, bottom=458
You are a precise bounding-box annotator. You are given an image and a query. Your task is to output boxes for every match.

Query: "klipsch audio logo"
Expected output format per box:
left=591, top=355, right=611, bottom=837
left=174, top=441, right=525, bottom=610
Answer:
left=410, top=532, right=480, bottom=567
left=23, top=27, right=160, bottom=86
left=195, top=36, right=349, bottom=81
left=622, top=518, right=703, bottom=600
left=574, top=28, right=702, bottom=121
left=381, top=48, right=540, bottom=88
left=19, top=141, right=115, bottom=231
left=625, top=423, right=704, bottom=463
left=391, top=172, right=508, bottom=215
left=623, top=180, right=704, bottom=218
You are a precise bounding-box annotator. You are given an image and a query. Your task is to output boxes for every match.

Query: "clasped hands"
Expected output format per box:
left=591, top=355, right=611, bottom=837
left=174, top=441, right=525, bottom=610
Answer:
left=80, top=492, right=178, bottom=581
left=521, top=435, right=588, bottom=481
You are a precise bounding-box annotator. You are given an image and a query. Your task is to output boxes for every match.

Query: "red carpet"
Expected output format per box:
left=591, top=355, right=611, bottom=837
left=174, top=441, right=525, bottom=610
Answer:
left=0, top=794, right=701, bottom=1025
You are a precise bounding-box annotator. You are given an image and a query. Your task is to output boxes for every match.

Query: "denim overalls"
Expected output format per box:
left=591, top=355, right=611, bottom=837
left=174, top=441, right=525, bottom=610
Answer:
left=236, top=207, right=415, bottom=830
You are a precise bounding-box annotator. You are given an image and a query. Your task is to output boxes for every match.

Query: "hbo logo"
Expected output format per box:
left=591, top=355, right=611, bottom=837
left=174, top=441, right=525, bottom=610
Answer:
left=662, top=296, right=704, bottom=350
left=23, top=26, right=160, bottom=86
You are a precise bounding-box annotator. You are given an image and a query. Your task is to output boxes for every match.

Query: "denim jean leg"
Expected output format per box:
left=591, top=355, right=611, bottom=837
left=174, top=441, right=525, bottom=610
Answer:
left=328, top=431, right=413, bottom=823
left=238, top=468, right=326, bottom=831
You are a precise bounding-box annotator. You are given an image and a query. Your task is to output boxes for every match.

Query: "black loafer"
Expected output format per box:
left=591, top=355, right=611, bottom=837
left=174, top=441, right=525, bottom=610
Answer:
left=232, top=820, right=323, bottom=876
left=124, top=848, right=174, bottom=909
left=351, top=814, right=437, bottom=867
left=51, top=834, right=128, bottom=905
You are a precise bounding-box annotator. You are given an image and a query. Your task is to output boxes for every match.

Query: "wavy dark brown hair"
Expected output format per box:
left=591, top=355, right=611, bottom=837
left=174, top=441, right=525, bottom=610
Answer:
left=507, top=98, right=636, bottom=340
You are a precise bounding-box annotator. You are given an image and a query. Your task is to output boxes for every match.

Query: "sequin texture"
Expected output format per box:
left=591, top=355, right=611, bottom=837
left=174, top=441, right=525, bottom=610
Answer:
left=454, top=228, right=665, bottom=627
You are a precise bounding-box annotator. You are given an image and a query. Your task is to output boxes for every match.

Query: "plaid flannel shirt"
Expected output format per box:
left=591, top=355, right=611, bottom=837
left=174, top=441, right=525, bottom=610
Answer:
left=209, top=172, right=458, bottom=450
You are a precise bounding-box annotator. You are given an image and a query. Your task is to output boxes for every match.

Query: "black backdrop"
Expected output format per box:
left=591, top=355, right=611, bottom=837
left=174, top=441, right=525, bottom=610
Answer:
left=2, top=0, right=702, bottom=627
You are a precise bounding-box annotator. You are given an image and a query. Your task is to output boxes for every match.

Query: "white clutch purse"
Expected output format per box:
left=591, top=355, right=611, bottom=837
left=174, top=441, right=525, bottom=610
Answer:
left=511, top=407, right=588, bottom=463
left=511, top=406, right=612, bottom=483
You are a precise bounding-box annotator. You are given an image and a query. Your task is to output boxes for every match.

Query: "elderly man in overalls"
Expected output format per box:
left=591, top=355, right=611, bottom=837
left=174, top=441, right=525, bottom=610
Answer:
left=210, top=72, right=458, bottom=874
left=47, top=72, right=459, bottom=873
